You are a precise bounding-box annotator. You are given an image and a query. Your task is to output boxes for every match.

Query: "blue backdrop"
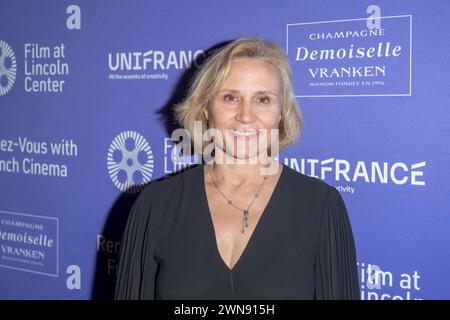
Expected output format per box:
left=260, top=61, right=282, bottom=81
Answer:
left=1, top=0, right=449, bottom=299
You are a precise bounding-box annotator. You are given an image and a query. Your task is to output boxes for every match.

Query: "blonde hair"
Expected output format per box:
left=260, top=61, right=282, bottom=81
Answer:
left=173, top=37, right=303, bottom=155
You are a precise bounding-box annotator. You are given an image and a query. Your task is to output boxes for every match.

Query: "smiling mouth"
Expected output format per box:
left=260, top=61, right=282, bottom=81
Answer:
left=229, top=129, right=260, bottom=137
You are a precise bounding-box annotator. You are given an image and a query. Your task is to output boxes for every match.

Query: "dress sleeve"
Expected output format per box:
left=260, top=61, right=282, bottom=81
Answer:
left=314, top=187, right=360, bottom=300
left=115, top=184, right=159, bottom=300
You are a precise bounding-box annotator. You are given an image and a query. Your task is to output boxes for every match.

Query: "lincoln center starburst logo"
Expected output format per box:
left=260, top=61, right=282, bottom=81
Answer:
left=0, top=40, right=17, bottom=96
left=107, top=131, right=154, bottom=193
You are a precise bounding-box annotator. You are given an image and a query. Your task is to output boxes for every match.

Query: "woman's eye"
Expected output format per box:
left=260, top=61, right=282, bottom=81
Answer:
left=258, top=96, right=271, bottom=104
left=224, top=94, right=238, bottom=103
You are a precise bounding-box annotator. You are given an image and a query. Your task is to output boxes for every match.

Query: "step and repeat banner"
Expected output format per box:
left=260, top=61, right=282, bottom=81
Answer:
left=0, top=0, right=449, bottom=299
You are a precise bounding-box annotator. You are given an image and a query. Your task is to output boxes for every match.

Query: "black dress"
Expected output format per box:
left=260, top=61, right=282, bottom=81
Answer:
left=115, top=163, right=360, bottom=299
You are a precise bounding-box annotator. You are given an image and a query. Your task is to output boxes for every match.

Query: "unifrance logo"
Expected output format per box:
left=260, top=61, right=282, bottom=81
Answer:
left=107, top=131, right=154, bottom=194
left=0, top=40, right=17, bottom=96
left=280, top=156, right=425, bottom=192
left=107, top=49, right=205, bottom=81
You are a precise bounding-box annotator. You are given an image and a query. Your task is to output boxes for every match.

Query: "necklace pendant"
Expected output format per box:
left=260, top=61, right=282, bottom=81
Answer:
left=243, top=210, right=249, bottom=229
left=243, top=210, right=249, bottom=228
left=209, top=165, right=267, bottom=235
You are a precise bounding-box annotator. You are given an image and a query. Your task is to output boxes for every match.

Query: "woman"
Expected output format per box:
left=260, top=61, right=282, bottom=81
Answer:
left=115, top=37, right=360, bottom=299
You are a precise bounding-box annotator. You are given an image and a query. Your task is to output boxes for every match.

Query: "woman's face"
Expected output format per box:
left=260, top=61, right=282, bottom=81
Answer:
left=203, top=58, right=283, bottom=161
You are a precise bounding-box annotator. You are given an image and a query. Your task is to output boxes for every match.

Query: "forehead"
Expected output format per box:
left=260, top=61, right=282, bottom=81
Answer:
left=220, top=58, right=282, bottom=92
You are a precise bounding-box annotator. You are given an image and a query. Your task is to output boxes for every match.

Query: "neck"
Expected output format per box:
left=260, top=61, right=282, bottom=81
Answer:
left=206, top=148, right=280, bottom=188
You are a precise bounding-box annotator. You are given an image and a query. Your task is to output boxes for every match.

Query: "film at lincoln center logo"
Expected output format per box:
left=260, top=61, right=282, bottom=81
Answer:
left=0, top=40, right=17, bottom=96
left=107, top=131, right=154, bottom=193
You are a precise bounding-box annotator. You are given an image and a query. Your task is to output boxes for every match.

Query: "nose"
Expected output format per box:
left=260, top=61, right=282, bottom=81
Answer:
left=235, top=100, right=256, bottom=124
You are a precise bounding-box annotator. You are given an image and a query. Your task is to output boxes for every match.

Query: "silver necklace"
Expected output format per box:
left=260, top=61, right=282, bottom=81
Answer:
left=208, top=165, right=268, bottom=234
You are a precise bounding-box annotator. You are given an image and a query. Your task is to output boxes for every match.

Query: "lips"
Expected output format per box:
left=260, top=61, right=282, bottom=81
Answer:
left=230, top=129, right=260, bottom=137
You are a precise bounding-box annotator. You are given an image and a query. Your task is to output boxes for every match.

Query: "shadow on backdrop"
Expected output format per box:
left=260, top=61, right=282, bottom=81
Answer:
left=91, top=40, right=234, bottom=299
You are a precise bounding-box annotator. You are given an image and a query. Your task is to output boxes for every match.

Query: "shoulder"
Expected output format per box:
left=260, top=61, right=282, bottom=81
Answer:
left=280, top=164, right=352, bottom=240
left=154, top=163, right=200, bottom=189
left=127, top=164, right=202, bottom=229
left=136, top=163, right=201, bottom=203
left=280, top=163, right=344, bottom=219
left=281, top=163, right=334, bottom=199
left=282, top=165, right=349, bottom=222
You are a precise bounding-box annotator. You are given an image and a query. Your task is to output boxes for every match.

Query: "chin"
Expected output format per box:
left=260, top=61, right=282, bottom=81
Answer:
left=229, top=147, right=261, bottom=162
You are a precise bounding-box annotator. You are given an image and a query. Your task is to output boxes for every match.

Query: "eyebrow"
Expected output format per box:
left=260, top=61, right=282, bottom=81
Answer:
left=218, top=89, right=279, bottom=96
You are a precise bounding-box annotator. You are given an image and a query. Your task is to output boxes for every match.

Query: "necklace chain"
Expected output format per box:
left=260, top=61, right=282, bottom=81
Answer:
left=208, top=165, right=268, bottom=234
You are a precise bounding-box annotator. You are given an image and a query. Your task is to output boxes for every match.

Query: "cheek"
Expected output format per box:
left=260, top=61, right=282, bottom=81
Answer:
left=209, top=105, right=234, bottom=127
left=260, top=109, right=282, bottom=129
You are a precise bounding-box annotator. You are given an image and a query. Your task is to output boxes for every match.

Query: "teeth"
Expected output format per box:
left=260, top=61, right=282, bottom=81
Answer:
left=231, top=129, right=259, bottom=137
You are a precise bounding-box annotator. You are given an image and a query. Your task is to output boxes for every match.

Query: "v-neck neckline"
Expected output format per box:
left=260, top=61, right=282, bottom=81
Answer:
left=200, top=162, right=285, bottom=273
